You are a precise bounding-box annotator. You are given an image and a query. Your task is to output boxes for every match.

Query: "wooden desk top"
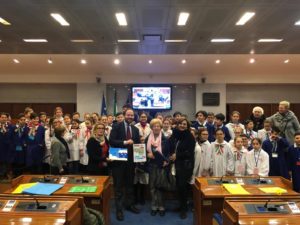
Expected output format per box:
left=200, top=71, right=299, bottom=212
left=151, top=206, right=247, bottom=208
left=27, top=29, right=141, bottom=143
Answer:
left=223, top=197, right=300, bottom=225
left=0, top=217, right=66, bottom=225
left=195, top=176, right=298, bottom=198
left=5, top=175, right=110, bottom=197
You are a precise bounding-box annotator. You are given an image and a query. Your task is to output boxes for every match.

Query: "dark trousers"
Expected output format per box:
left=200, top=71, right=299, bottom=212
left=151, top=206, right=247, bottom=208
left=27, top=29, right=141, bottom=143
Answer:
left=176, top=167, right=193, bottom=212
left=111, top=161, right=135, bottom=212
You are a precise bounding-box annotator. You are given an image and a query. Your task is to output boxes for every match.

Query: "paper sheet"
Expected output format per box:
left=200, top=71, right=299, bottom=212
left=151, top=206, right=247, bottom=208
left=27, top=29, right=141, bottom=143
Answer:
left=223, top=184, right=250, bottom=195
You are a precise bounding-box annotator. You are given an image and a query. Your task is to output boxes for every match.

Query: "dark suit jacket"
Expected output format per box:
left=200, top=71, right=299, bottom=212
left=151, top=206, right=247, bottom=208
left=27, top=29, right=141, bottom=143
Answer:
left=87, top=137, right=109, bottom=173
left=109, top=121, right=140, bottom=164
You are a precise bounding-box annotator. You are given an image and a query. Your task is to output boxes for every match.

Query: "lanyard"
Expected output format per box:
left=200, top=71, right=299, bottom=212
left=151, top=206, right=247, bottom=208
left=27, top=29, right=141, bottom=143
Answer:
left=271, top=141, right=278, bottom=153
left=254, top=150, right=261, bottom=167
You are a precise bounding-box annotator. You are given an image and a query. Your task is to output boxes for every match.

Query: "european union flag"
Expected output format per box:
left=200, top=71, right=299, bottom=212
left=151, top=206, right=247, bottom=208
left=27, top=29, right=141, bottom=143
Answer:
left=101, top=92, right=107, bottom=115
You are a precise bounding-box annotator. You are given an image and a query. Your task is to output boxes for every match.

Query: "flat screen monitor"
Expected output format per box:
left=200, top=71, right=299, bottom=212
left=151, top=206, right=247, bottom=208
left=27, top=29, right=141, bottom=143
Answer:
left=132, top=86, right=172, bottom=110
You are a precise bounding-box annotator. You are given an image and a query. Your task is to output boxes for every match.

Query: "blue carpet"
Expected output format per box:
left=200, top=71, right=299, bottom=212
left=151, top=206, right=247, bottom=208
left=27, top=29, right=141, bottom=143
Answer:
left=110, top=200, right=193, bottom=225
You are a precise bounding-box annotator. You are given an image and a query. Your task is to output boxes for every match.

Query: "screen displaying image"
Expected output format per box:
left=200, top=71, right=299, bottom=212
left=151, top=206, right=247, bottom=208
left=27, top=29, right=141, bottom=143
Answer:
left=132, top=86, right=172, bottom=110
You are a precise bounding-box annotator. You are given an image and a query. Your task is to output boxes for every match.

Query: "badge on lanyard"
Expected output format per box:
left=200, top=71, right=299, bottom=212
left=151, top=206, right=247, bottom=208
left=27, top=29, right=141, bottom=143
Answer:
left=272, top=153, right=278, bottom=158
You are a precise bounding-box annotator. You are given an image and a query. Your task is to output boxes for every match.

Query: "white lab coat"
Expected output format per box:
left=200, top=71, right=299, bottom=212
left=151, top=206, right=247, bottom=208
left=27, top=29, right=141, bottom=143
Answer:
left=246, top=149, right=269, bottom=176
left=135, top=123, right=151, bottom=141
left=191, top=141, right=212, bottom=184
left=232, top=147, right=248, bottom=176
left=257, top=129, right=271, bottom=143
left=210, top=141, right=234, bottom=176
left=79, top=127, right=91, bottom=166
left=225, top=123, right=245, bottom=140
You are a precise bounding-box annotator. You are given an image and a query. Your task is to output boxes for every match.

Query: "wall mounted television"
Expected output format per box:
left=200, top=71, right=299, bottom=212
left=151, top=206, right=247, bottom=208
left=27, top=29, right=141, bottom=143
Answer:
left=131, top=86, right=172, bottom=110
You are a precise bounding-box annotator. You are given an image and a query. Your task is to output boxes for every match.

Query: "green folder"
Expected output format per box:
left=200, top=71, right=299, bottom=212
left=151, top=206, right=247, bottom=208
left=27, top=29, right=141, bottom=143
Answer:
left=68, top=186, right=97, bottom=193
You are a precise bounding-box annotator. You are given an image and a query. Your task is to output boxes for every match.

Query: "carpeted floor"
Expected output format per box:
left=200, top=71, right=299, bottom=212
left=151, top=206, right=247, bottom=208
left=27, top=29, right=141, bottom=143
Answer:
left=110, top=200, right=193, bottom=225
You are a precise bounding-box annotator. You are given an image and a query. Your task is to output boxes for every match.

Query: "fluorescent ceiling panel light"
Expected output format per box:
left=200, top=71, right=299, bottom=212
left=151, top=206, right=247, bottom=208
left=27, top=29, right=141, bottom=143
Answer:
left=50, top=13, right=70, bottom=26
left=249, top=58, right=255, bottom=64
left=177, top=12, right=190, bottom=26
left=257, top=39, right=283, bottom=42
left=115, top=13, right=127, bottom=26
left=284, top=59, right=290, bottom=64
left=148, top=60, right=152, bottom=64
left=114, top=59, right=120, bottom=65
left=215, top=59, right=221, bottom=64
left=13, top=59, right=20, bottom=63
left=181, top=59, right=186, bottom=64
left=117, top=39, right=140, bottom=42
left=211, top=39, right=235, bottom=42
left=80, top=59, right=87, bottom=64
left=236, top=12, right=255, bottom=25
left=71, top=39, right=94, bottom=43
left=23, top=39, right=48, bottom=42
left=294, top=20, right=300, bottom=25
left=48, top=59, right=53, bottom=64
left=0, top=17, right=11, bottom=25
left=164, top=39, right=187, bottom=42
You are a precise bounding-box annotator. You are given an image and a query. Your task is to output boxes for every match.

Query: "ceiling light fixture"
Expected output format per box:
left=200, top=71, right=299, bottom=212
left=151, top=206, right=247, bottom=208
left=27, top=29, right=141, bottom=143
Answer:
left=236, top=12, right=255, bottom=25
left=249, top=58, right=255, bottom=64
left=48, top=59, right=53, bottom=64
left=114, top=59, right=120, bottom=65
left=13, top=59, right=20, bottom=64
left=250, top=49, right=255, bottom=54
left=71, top=39, right=94, bottom=43
left=23, top=39, right=48, bottom=42
left=164, top=39, right=187, bottom=43
left=284, top=59, right=290, bottom=64
left=258, top=39, right=283, bottom=42
left=50, top=13, right=70, bottom=26
left=117, top=39, right=140, bottom=43
left=148, top=60, right=152, bottom=64
left=0, top=17, right=11, bottom=25
left=215, top=59, right=221, bottom=64
left=80, top=59, right=87, bottom=64
left=294, top=20, right=300, bottom=25
left=115, top=13, right=127, bottom=26
left=177, top=12, right=190, bottom=26
left=181, top=59, right=186, bottom=64
left=211, top=39, right=235, bottom=43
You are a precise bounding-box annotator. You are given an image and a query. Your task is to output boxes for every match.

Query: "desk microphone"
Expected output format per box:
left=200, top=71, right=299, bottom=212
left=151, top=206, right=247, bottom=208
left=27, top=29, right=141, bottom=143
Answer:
left=81, top=176, right=89, bottom=183
left=256, top=175, right=267, bottom=184
left=34, top=198, right=47, bottom=210
left=219, top=176, right=229, bottom=184
left=44, top=175, right=51, bottom=183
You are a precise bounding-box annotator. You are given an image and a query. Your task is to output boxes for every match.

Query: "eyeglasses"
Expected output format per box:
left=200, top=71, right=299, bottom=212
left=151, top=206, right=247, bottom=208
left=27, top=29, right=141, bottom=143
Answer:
left=97, top=127, right=105, bottom=130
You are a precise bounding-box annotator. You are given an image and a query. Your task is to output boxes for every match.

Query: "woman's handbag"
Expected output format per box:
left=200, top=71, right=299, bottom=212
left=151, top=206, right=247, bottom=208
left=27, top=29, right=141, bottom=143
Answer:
left=155, top=164, right=176, bottom=191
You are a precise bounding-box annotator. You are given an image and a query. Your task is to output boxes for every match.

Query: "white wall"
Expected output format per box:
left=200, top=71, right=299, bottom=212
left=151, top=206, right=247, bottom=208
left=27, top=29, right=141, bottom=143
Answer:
left=227, top=84, right=300, bottom=103
left=195, top=84, right=227, bottom=115
left=76, top=83, right=106, bottom=115
left=0, top=83, right=76, bottom=103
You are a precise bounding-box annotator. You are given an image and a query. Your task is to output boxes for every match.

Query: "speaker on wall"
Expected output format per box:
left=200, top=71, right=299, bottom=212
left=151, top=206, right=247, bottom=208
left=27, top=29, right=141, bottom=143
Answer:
left=203, top=92, right=220, bottom=106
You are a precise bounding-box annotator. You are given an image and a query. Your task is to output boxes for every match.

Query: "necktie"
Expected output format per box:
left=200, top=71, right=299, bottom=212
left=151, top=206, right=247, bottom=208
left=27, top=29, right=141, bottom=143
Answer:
left=126, top=124, right=132, bottom=140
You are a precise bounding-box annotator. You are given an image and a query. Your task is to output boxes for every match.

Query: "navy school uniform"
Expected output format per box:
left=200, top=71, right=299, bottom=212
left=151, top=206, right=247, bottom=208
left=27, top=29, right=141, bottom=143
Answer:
left=262, top=138, right=289, bottom=179
left=288, top=144, right=300, bottom=192
left=208, top=124, right=231, bottom=143
left=0, top=123, right=13, bottom=163
left=26, top=125, right=45, bottom=168
left=10, top=125, right=29, bottom=165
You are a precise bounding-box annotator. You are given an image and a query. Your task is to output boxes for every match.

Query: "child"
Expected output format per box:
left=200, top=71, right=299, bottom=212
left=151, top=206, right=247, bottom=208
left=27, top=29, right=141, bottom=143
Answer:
left=191, top=128, right=212, bottom=183
left=192, top=110, right=208, bottom=130
left=246, top=138, right=269, bottom=176
left=229, top=127, right=244, bottom=148
left=162, top=118, right=172, bottom=138
left=263, top=127, right=289, bottom=179
left=288, top=132, right=300, bottom=192
left=244, top=120, right=258, bottom=145
left=210, top=129, right=234, bottom=176
left=208, top=113, right=231, bottom=143
left=257, top=120, right=272, bottom=143
left=232, top=137, right=247, bottom=176
left=241, top=134, right=252, bottom=151
left=68, top=119, right=81, bottom=174
left=226, top=111, right=245, bottom=140
left=135, top=112, right=151, bottom=143
left=79, top=118, right=93, bottom=174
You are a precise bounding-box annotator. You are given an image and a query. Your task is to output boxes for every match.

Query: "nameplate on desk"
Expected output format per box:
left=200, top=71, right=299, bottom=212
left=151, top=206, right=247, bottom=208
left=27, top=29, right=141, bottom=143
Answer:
left=288, top=202, right=300, bottom=214
left=2, top=200, right=16, bottom=212
left=59, top=177, right=68, bottom=184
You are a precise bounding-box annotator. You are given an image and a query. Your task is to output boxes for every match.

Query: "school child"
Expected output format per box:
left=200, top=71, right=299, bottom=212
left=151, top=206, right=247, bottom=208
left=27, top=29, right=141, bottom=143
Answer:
left=288, top=132, right=300, bottom=192
left=210, top=129, right=234, bottom=176
left=208, top=113, right=231, bottom=143
left=231, top=136, right=247, bottom=176
left=257, top=120, right=272, bottom=143
left=244, top=120, right=258, bottom=145
left=68, top=119, right=81, bottom=174
left=263, top=127, right=289, bottom=178
left=225, top=111, right=245, bottom=140
left=79, top=118, right=93, bottom=174
left=26, top=112, right=45, bottom=174
left=246, top=138, right=269, bottom=176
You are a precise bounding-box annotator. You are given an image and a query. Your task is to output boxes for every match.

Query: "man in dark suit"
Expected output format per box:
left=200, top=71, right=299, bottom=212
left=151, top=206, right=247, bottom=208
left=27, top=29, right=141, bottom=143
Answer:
left=109, top=108, right=141, bottom=221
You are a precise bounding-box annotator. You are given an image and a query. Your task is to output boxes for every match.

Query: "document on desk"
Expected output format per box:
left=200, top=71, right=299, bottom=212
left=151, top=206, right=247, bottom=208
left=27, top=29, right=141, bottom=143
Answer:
left=22, top=183, right=64, bottom=195
left=223, top=184, right=250, bottom=195
left=12, top=182, right=37, bottom=194
left=259, top=187, right=287, bottom=194
left=68, top=186, right=98, bottom=193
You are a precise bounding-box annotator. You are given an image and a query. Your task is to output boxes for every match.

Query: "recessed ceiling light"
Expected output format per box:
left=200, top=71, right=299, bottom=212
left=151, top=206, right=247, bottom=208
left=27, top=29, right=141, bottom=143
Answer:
left=114, top=59, right=120, bottom=65
left=13, top=59, right=20, bottom=64
left=148, top=60, right=152, bottom=64
left=48, top=59, right=53, bottom=64
left=115, top=13, right=127, bottom=26
left=249, top=58, right=255, bottom=64
left=80, top=59, right=87, bottom=64
left=0, top=17, right=11, bottom=25
left=23, top=39, right=48, bottom=43
left=0, top=40, right=2, bottom=42
left=236, top=12, right=255, bottom=26
left=50, top=13, right=70, bottom=26
left=181, top=59, right=186, bottom=64
left=215, top=59, right=221, bottom=64
left=177, top=12, right=190, bottom=26
left=257, top=39, right=283, bottom=42
left=211, top=39, right=235, bottom=43
left=70, top=39, right=94, bottom=43
left=284, top=59, right=290, bottom=64
left=294, top=20, right=300, bottom=25
left=250, top=49, right=255, bottom=54
left=117, top=39, right=140, bottom=43
left=164, top=39, right=187, bottom=43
